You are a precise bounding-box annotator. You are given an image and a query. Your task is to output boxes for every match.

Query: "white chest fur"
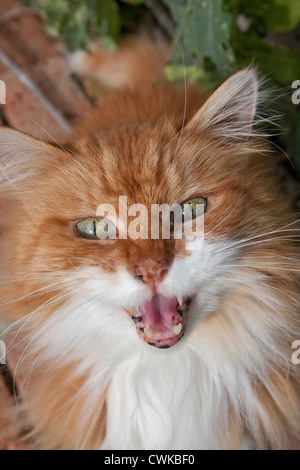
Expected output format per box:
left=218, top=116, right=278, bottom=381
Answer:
left=101, top=348, right=229, bottom=450
left=32, top=270, right=287, bottom=450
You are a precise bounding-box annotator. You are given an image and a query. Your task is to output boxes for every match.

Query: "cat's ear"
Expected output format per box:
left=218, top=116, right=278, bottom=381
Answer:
left=0, top=128, right=55, bottom=187
left=186, top=68, right=259, bottom=141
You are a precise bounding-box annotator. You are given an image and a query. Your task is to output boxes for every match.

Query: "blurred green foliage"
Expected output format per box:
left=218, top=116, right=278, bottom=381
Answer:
left=163, top=0, right=300, bottom=171
left=22, top=0, right=145, bottom=50
left=163, top=0, right=300, bottom=84
left=22, top=0, right=300, bottom=169
left=22, top=0, right=300, bottom=82
left=225, top=0, right=300, bottom=82
left=163, top=0, right=234, bottom=81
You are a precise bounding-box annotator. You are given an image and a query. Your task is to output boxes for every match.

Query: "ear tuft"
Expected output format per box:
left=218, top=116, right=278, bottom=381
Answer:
left=0, top=128, right=53, bottom=189
left=186, top=68, right=259, bottom=141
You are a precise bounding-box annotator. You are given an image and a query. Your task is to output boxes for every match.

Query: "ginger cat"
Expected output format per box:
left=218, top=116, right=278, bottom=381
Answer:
left=0, top=55, right=299, bottom=449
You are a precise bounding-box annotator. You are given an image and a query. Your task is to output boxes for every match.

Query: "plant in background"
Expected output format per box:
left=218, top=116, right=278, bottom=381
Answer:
left=162, top=0, right=300, bottom=170
left=21, top=0, right=300, bottom=170
left=22, top=0, right=145, bottom=51
left=163, top=0, right=235, bottom=83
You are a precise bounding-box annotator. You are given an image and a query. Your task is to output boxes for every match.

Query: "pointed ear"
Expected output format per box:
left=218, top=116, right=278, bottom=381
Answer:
left=0, top=128, right=55, bottom=188
left=186, top=68, right=259, bottom=141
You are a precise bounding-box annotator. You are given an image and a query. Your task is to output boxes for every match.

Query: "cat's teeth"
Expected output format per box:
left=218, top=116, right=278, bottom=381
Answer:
left=172, top=323, right=183, bottom=335
left=144, top=328, right=154, bottom=339
left=177, top=295, right=183, bottom=307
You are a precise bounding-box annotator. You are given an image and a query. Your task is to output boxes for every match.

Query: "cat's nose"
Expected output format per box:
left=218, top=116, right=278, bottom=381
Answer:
left=130, top=259, right=170, bottom=290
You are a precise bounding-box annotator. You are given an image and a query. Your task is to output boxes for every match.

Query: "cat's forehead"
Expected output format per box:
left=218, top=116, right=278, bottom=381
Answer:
left=72, top=122, right=186, bottom=205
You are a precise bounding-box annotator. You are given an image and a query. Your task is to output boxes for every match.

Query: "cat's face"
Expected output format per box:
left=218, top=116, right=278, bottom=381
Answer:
left=0, top=69, right=278, bottom=352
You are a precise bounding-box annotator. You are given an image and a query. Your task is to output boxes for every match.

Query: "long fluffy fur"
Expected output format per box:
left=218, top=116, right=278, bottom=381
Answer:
left=0, top=63, right=299, bottom=449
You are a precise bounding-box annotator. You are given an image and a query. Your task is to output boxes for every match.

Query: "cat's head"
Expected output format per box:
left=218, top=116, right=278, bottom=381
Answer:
left=0, top=69, right=283, bottom=353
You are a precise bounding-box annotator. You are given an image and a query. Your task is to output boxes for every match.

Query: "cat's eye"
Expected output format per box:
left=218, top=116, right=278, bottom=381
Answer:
left=180, top=197, right=207, bottom=222
left=76, top=218, right=117, bottom=240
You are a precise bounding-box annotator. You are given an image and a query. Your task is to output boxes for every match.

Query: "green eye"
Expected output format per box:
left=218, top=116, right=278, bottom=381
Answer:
left=76, top=218, right=116, bottom=240
left=180, top=197, right=207, bottom=222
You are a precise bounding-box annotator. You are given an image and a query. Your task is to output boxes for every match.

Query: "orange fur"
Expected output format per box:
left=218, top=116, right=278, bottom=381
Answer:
left=0, top=46, right=300, bottom=449
left=68, top=36, right=169, bottom=90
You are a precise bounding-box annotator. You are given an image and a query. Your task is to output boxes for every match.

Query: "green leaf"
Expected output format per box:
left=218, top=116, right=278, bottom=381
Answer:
left=21, top=0, right=121, bottom=50
left=165, top=64, right=219, bottom=90
left=163, top=0, right=235, bottom=79
left=92, top=0, right=121, bottom=39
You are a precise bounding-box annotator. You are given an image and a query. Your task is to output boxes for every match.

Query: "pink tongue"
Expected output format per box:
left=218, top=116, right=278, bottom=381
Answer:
left=139, top=294, right=178, bottom=330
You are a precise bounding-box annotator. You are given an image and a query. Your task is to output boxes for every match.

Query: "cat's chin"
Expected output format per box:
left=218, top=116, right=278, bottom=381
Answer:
left=124, top=294, right=192, bottom=348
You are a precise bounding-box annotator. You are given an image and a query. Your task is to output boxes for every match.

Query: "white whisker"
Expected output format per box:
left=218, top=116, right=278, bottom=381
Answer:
left=0, top=277, right=81, bottom=307
left=174, top=37, right=187, bottom=160
left=205, top=192, right=242, bottom=237
left=28, top=118, right=86, bottom=174
left=4, top=288, right=78, bottom=358
left=211, top=234, right=300, bottom=256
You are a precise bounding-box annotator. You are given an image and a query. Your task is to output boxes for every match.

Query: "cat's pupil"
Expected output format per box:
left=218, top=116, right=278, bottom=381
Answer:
left=179, top=197, right=207, bottom=223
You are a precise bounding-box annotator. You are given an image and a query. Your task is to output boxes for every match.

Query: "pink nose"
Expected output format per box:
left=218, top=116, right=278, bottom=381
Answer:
left=130, top=260, right=170, bottom=290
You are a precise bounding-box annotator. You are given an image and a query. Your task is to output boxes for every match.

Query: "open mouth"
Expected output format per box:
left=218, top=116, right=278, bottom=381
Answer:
left=125, top=294, right=192, bottom=348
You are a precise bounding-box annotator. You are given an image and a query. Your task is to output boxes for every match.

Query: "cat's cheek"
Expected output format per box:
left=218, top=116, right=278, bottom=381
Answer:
left=78, top=266, right=151, bottom=309
left=31, top=299, right=145, bottom=366
left=160, top=239, right=239, bottom=299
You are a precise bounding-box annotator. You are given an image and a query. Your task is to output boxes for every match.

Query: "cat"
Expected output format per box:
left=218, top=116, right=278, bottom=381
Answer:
left=0, top=62, right=300, bottom=449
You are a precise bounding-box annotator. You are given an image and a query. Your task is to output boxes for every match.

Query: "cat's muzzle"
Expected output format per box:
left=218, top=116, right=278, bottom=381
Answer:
left=125, top=295, right=192, bottom=348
